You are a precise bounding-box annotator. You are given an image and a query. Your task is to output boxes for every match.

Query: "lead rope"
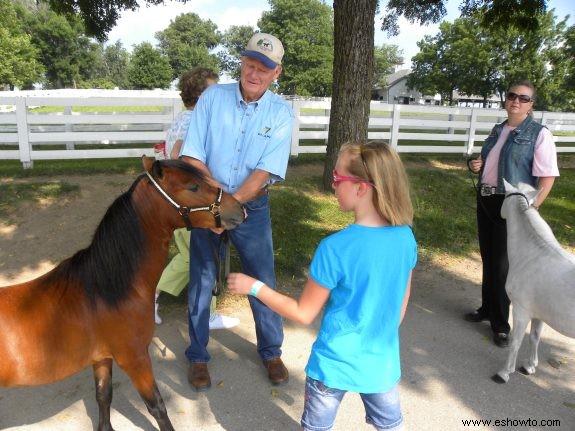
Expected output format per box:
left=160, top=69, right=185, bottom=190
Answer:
left=212, top=231, right=230, bottom=297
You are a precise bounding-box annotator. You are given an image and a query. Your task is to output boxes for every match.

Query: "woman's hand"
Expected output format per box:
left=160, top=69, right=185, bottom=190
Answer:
left=467, top=158, right=483, bottom=174
left=227, top=273, right=257, bottom=296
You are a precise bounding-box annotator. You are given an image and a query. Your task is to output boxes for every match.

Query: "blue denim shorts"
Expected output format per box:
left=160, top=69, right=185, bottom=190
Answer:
left=301, top=376, right=404, bottom=431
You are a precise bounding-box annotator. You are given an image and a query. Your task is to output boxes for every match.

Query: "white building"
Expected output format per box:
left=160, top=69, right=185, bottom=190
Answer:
left=371, top=69, right=440, bottom=105
left=372, top=69, right=502, bottom=108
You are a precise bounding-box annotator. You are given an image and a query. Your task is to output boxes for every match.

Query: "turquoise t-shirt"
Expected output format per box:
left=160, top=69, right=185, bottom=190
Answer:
left=306, top=224, right=417, bottom=393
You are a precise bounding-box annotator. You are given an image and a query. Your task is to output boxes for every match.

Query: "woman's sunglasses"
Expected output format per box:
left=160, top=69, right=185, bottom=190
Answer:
left=506, top=92, right=533, bottom=103
left=332, top=170, right=373, bottom=187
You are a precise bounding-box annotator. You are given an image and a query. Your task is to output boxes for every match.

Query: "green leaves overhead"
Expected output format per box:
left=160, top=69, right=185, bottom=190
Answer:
left=127, top=42, right=172, bottom=89
left=155, top=13, right=221, bottom=81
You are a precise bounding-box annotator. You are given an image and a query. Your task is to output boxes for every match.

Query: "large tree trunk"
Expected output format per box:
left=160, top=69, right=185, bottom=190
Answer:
left=322, top=0, right=377, bottom=190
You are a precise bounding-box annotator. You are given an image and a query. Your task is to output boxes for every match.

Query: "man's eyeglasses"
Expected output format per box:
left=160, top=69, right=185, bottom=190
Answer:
left=506, top=92, right=533, bottom=104
left=332, top=170, right=373, bottom=187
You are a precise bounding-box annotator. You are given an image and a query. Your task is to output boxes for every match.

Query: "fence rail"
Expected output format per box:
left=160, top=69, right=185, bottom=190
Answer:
left=1, top=90, right=574, bottom=168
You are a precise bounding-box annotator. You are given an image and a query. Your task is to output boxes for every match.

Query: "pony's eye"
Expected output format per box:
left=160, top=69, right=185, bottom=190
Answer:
left=188, top=184, right=199, bottom=192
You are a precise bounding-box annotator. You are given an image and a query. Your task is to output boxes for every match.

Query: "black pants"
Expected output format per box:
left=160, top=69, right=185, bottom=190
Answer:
left=476, top=193, right=510, bottom=334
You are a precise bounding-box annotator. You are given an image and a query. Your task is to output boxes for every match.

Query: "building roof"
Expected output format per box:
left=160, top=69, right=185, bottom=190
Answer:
left=384, top=69, right=412, bottom=88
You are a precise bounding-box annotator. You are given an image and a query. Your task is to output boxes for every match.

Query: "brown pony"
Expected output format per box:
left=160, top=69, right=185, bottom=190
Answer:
left=0, top=157, right=245, bottom=431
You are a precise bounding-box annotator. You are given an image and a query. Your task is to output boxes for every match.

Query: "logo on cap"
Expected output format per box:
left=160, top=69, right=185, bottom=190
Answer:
left=257, top=38, right=274, bottom=52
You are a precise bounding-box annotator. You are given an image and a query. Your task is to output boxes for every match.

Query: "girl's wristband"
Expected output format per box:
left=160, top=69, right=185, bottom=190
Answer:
left=250, top=280, right=264, bottom=297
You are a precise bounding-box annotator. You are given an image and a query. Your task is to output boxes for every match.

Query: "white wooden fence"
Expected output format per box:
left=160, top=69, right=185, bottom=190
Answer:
left=1, top=89, right=574, bottom=168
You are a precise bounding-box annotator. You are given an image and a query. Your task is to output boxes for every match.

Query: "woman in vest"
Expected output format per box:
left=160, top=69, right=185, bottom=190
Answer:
left=464, top=79, right=559, bottom=348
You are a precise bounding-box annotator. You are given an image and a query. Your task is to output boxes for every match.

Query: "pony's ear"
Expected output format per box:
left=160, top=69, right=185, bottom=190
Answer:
left=503, top=179, right=515, bottom=193
left=142, top=155, right=154, bottom=172
left=517, top=182, right=539, bottom=205
left=527, top=188, right=541, bottom=206
left=151, top=159, right=164, bottom=178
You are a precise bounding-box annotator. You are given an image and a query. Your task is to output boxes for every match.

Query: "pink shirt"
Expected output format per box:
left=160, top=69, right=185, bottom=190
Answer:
left=481, top=125, right=559, bottom=186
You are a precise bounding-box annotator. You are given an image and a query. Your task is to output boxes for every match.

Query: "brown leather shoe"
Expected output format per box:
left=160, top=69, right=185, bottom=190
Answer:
left=188, top=363, right=211, bottom=392
left=264, top=357, right=289, bottom=385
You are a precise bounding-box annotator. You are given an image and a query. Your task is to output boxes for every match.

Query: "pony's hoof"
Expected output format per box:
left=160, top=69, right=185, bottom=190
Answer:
left=491, top=374, right=507, bottom=384
left=518, top=366, right=534, bottom=375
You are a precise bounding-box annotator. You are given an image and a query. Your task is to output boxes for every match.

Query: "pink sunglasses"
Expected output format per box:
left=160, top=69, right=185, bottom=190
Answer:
left=332, top=170, right=373, bottom=187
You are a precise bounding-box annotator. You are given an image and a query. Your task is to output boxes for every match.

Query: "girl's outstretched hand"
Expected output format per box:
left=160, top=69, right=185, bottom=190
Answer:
left=227, top=273, right=257, bottom=296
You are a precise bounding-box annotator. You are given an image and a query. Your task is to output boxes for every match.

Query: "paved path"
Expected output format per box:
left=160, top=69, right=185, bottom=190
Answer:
left=1, top=259, right=574, bottom=430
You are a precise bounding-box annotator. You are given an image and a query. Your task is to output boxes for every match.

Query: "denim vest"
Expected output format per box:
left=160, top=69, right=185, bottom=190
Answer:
left=480, top=115, right=543, bottom=193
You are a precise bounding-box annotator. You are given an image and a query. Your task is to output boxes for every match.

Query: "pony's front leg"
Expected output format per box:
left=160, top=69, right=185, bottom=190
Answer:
left=93, top=358, right=115, bottom=431
left=117, top=353, right=174, bottom=431
left=492, top=306, right=529, bottom=384
left=518, top=318, right=543, bottom=376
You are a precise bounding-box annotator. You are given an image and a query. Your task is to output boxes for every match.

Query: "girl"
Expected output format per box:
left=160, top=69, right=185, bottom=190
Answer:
left=227, top=141, right=416, bottom=431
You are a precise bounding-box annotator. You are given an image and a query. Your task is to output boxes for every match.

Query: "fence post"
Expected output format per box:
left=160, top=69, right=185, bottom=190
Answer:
left=539, top=111, right=548, bottom=127
left=290, top=100, right=301, bottom=157
left=65, top=105, right=74, bottom=150
left=390, top=104, right=400, bottom=148
left=171, top=97, right=183, bottom=123
left=15, top=96, right=33, bottom=169
left=324, top=107, right=329, bottom=145
left=448, top=113, right=455, bottom=136
left=466, top=108, right=477, bottom=156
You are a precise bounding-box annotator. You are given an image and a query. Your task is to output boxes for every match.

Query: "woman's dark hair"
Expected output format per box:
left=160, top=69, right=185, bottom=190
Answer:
left=179, top=67, right=219, bottom=108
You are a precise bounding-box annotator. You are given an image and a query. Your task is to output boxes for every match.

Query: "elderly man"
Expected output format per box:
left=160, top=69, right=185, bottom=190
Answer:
left=179, top=32, right=294, bottom=391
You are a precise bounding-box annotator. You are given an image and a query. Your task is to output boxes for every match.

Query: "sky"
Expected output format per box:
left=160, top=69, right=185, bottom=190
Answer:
left=108, top=0, right=574, bottom=72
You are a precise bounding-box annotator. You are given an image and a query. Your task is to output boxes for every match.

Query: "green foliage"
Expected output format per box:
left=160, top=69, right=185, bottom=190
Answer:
left=382, top=0, right=447, bottom=36
left=543, top=21, right=575, bottom=112
left=0, top=0, right=45, bottom=89
left=382, top=0, right=547, bottom=37
left=407, top=9, right=566, bottom=108
left=460, top=0, right=547, bottom=32
left=76, top=77, right=117, bottom=89
left=155, top=13, right=221, bottom=81
left=127, top=42, right=173, bottom=89
left=85, top=41, right=130, bottom=89
left=23, top=5, right=96, bottom=88
left=259, top=0, right=334, bottom=96
left=219, top=25, right=256, bottom=81
left=45, top=0, right=162, bottom=41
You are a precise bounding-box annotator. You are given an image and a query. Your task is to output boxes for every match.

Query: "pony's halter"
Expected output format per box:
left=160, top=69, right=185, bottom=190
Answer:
left=145, top=171, right=223, bottom=230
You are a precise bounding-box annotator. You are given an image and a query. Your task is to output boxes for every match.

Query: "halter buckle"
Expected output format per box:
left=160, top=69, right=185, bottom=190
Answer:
left=209, top=203, right=221, bottom=216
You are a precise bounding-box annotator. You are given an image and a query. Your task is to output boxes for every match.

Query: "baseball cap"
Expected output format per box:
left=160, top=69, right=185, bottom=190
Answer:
left=241, top=32, right=284, bottom=69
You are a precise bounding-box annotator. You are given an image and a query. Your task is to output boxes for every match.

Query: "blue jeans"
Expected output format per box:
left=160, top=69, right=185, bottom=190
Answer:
left=301, top=377, right=404, bottom=431
left=185, top=194, right=284, bottom=363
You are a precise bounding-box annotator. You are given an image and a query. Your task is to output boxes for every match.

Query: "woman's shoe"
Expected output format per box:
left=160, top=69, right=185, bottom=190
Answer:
left=464, top=309, right=488, bottom=322
left=493, top=332, right=510, bottom=348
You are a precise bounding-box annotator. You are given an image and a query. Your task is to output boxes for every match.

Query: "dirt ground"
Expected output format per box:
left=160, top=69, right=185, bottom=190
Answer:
left=1, top=167, right=574, bottom=430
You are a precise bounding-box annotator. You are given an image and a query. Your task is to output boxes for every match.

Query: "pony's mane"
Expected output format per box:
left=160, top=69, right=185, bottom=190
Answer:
left=46, top=175, right=147, bottom=308
left=44, top=160, right=208, bottom=307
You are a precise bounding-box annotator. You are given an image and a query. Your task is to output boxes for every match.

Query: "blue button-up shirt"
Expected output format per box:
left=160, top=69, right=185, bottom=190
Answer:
left=180, top=83, right=294, bottom=194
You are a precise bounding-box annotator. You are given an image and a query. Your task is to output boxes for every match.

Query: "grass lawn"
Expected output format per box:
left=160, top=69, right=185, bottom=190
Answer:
left=1, top=154, right=573, bottom=288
